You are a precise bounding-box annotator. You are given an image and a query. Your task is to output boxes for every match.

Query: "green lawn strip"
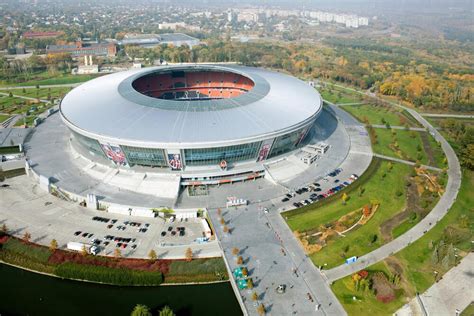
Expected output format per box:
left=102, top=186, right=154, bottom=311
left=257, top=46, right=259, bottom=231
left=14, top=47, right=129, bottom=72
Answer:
left=0, top=72, right=100, bottom=87
left=461, top=303, right=474, bottom=316
left=340, top=104, right=407, bottom=127
left=0, top=146, right=21, bottom=154
left=2, top=238, right=51, bottom=262
left=309, top=163, right=411, bottom=268
left=333, top=170, right=473, bottom=315
left=0, top=114, right=10, bottom=123
left=11, top=87, right=71, bottom=100
left=55, top=262, right=164, bottom=285
left=319, top=88, right=361, bottom=104
left=426, top=134, right=447, bottom=168
left=331, top=261, right=406, bottom=316
left=392, top=216, right=420, bottom=239
left=286, top=160, right=408, bottom=233
left=372, top=129, right=429, bottom=165
left=165, top=258, right=228, bottom=283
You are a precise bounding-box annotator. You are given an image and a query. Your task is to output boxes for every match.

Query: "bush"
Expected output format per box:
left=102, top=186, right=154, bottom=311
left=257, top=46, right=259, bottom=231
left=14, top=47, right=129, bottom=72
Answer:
left=55, top=262, right=163, bottom=285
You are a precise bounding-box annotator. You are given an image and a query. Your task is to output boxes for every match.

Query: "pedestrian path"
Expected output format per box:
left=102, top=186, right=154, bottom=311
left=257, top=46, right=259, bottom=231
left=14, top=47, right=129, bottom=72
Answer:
left=395, top=253, right=474, bottom=316
left=320, top=84, right=462, bottom=283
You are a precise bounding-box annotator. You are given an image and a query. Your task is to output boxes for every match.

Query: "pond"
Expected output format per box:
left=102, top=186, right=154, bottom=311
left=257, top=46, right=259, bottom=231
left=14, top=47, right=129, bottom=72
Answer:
left=0, top=263, right=242, bottom=316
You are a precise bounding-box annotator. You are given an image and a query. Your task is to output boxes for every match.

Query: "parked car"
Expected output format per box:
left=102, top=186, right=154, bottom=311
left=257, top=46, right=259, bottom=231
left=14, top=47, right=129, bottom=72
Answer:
left=161, top=231, right=166, bottom=237
left=281, top=197, right=289, bottom=202
left=74, top=231, right=81, bottom=236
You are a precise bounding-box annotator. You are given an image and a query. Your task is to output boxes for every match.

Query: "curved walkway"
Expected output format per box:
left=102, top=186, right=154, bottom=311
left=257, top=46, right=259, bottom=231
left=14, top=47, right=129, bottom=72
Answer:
left=373, top=154, right=442, bottom=172
left=321, top=85, right=462, bottom=283
left=395, top=253, right=474, bottom=316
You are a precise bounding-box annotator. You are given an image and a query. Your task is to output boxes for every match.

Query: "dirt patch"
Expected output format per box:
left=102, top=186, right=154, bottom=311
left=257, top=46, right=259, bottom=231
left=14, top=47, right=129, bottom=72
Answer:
left=380, top=178, right=424, bottom=242
left=384, top=256, right=415, bottom=297
left=420, top=131, right=436, bottom=166
left=380, top=208, right=410, bottom=242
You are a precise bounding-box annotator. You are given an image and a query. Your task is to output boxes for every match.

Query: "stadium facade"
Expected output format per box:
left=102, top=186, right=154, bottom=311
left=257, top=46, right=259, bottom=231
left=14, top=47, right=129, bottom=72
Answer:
left=60, top=64, right=322, bottom=185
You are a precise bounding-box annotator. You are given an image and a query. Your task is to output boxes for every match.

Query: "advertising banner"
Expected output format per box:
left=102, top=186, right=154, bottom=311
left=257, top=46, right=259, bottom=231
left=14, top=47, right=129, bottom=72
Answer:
left=168, top=153, right=183, bottom=170
left=100, top=143, right=129, bottom=167
left=256, top=138, right=274, bottom=162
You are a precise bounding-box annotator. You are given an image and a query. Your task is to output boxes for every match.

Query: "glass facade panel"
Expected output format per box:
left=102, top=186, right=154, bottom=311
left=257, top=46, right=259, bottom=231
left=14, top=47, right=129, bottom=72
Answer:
left=121, top=145, right=167, bottom=167
left=184, top=142, right=262, bottom=166
left=267, top=126, right=309, bottom=159
left=71, top=130, right=105, bottom=157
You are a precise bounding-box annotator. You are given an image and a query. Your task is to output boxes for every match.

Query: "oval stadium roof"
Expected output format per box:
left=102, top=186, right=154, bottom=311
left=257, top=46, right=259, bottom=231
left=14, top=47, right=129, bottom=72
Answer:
left=60, top=64, right=322, bottom=147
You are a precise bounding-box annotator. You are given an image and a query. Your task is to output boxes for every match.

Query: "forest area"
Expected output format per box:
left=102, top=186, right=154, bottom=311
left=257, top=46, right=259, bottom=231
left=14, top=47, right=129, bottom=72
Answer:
left=1, top=35, right=472, bottom=113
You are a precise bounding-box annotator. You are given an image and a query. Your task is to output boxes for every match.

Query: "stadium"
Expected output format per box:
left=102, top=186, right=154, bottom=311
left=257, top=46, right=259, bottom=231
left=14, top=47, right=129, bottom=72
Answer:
left=59, top=64, right=323, bottom=186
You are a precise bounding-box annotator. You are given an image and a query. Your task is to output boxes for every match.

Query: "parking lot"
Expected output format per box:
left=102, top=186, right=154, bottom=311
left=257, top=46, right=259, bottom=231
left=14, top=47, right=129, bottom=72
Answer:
left=278, top=167, right=359, bottom=209
left=0, top=175, right=221, bottom=259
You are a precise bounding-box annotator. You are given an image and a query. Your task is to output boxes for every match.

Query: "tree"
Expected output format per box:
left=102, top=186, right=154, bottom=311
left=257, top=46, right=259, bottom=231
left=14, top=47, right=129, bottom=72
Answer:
left=148, top=249, right=157, bottom=261
left=257, top=304, right=266, bottom=315
left=237, top=256, right=243, bottom=265
left=49, top=239, right=58, bottom=252
left=232, top=247, right=239, bottom=256
left=185, top=247, right=193, bottom=261
left=130, top=304, right=152, bottom=316
left=159, top=306, right=175, bottom=316
left=1, top=223, right=7, bottom=233
left=223, top=225, right=229, bottom=234
left=251, top=292, right=258, bottom=301
left=114, top=248, right=122, bottom=258
left=220, top=217, right=225, bottom=225
left=242, top=267, right=248, bottom=276
left=247, top=278, right=254, bottom=289
left=81, top=244, right=89, bottom=256
left=22, top=231, right=31, bottom=243
left=217, top=208, right=222, bottom=216
left=341, top=193, right=349, bottom=205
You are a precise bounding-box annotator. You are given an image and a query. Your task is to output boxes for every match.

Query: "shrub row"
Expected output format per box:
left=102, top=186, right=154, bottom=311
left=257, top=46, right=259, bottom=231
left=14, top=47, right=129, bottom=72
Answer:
left=55, top=262, right=164, bottom=286
left=0, top=250, right=56, bottom=274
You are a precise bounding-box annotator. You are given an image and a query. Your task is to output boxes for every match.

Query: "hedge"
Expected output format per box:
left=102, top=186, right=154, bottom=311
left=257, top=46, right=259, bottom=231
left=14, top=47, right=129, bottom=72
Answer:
left=55, top=262, right=163, bottom=286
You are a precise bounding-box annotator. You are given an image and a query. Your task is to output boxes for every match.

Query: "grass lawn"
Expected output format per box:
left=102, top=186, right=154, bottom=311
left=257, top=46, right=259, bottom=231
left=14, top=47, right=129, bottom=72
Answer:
left=319, top=87, right=361, bottom=104
left=461, top=303, right=474, bottom=316
left=341, top=104, right=417, bottom=127
left=285, top=161, right=411, bottom=268
left=0, top=114, right=10, bottom=123
left=372, top=129, right=431, bottom=165
left=0, top=71, right=100, bottom=87
left=391, top=215, right=420, bottom=239
left=426, top=133, right=447, bottom=168
left=11, top=87, right=71, bottom=100
left=332, top=170, right=473, bottom=315
left=165, top=258, right=228, bottom=283
left=3, top=238, right=51, bottom=263
left=426, top=117, right=474, bottom=128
